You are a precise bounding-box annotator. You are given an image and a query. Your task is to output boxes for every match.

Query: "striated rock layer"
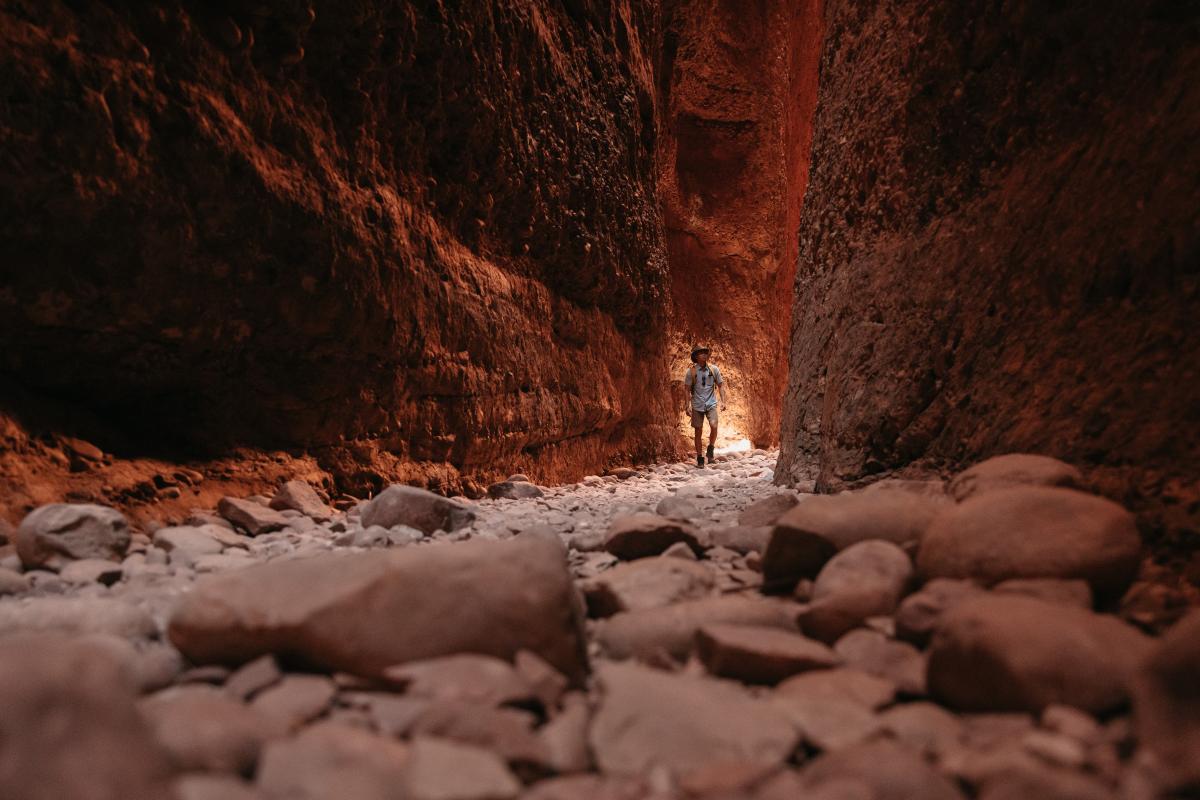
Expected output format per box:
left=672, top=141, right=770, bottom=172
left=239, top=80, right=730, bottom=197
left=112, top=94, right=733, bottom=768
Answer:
left=0, top=0, right=677, bottom=501
left=777, top=0, right=1200, bottom=533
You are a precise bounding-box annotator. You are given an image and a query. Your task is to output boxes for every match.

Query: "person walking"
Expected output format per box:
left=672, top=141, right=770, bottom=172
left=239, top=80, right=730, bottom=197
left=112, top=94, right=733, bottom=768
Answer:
left=684, top=346, right=726, bottom=467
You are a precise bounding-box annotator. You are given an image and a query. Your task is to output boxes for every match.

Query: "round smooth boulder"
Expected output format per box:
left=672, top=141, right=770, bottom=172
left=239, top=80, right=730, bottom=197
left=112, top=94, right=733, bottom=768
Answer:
left=763, top=490, right=941, bottom=591
left=948, top=454, right=1082, bottom=501
left=799, top=540, right=914, bottom=643
left=360, top=485, right=475, bottom=534
left=917, top=487, right=1141, bottom=597
left=15, top=503, right=130, bottom=570
left=928, top=593, right=1152, bottom=714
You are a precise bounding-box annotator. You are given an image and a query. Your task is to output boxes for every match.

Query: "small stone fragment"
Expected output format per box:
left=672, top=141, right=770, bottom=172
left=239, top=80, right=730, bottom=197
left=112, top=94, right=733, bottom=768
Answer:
left=256, top=721, right=409, bottom=799
left=140, top=685, right=282, bottom=774
left=588, top=661, right=798, bottom=778
left=59, top=557, right=123, bottom=585
left=802, top=740, right=965, bottom=800
left=249, top=674, right=336, bottom=730
left=834, top=629, right=926, bottom=696
left=384, top=654, right=534, bottom=707
left=218, top=497, right=290, bottom=536
left=655, top=495, right=700, bottom=520
left=603, top=513, right=701, bottom=560
left=894, top=578, right=984, bottom=646
left=737, top=492, right=799, bottom=527
left=269, top=480, right=332, bottom=520
left=593, top=595, right=801, bottom=660
left=539, top=692, right=591, bottom=773
left=402, top=737, right=521, bottom=800
left=696, top=623, right=840, bottom=684
left=0, top=566, right=30, bottom=595
left=579, top=557, right=714, bottom=617
left=992, top=578, right=1093, bottom=608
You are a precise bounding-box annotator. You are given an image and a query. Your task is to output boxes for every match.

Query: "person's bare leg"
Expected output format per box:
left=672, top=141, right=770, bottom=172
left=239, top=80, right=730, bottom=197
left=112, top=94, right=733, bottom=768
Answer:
left=694, top=424, right=703, bottom=458
left=709, top=422, right=718, bottom=448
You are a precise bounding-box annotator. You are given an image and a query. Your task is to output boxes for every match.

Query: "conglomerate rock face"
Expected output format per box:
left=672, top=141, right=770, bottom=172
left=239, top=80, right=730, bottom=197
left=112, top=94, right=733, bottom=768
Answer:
left=0, top=0, right=676, bottom=496
left=657, top=0, right=821, bottom=447
left=777, top=0, right=1200, bottom=528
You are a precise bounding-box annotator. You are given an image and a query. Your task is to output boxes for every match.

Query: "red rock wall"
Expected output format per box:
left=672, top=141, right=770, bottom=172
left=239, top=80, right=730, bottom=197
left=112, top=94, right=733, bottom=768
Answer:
left=658, top=0, right=821, bottom=447
left=777, top=1, right=1200, bottom=531
left=0, top=0, right=677, bottom=496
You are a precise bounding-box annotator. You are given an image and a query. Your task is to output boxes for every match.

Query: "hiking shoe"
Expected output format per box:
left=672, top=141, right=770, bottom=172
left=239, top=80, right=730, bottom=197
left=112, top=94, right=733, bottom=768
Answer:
left=697, top=455, right=705, bottom=468
left=706, top=444, right=715, bottom=461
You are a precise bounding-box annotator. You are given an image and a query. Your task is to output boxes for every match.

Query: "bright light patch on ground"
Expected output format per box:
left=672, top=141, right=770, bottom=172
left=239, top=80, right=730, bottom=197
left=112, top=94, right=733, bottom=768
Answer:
left=716, top=437, right=753, bottom=455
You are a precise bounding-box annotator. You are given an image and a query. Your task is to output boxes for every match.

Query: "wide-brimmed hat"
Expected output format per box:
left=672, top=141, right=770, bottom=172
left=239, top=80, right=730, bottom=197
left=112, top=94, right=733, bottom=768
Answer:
left=690, top=346, right=711, bottom=363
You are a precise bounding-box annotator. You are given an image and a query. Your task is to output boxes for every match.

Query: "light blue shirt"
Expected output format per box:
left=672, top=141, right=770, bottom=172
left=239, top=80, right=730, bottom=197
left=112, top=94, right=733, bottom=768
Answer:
left=685, top=364, right=722, bottom=411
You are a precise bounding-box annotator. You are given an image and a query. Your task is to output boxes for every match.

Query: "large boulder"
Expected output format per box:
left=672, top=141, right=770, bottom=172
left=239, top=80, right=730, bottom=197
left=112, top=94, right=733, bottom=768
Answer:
left=603, top=513, right=702, bottom=560
left=799, top=540, right=914, bottom=643
left=168, top=534, right=587, bottom=683
left=1131, top=609, right=1200, bottom=791
left=588, top=662, right=798, bottom=779
left=928, top=594, right=1152, bottom=714
left=360, top=485, right=475, bottom=535
left=917, top=487, right=1141, bottom=597
left=762, top=490, right=941, bottom=590
left=0, top=633, right=174, bottom=799
left=593, top=596, right=801, bottom=661
left=948, top=454, right=1083, bottom=501
left=15, top=503, right=130, bottom=570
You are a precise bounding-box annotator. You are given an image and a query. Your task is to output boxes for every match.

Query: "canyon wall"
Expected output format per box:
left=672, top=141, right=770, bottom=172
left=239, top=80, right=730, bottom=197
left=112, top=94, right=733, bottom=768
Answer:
left=778, top=0, right=1200, bottom=532
left=658, top=0, right=821, bottom=447
left=0, top=0, right=677, bottom=505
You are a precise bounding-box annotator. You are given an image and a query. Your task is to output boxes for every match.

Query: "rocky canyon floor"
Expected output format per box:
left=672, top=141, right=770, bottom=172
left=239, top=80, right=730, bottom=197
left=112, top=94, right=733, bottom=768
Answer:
left=0, top=449, right=1195, bottom=800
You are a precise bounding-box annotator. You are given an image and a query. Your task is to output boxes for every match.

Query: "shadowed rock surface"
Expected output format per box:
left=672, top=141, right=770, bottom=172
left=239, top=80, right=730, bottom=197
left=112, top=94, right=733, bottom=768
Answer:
left=776, top=0, right=1200, bottom=543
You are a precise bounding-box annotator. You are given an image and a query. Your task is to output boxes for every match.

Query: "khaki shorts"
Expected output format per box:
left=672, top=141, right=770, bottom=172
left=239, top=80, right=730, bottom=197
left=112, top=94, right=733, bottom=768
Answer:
left=691, top=406, right=718, bottom=429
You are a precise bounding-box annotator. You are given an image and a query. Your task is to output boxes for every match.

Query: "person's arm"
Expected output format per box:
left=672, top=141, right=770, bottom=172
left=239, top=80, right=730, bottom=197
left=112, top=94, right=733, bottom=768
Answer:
left=717, top=369, right=727, bottom=409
